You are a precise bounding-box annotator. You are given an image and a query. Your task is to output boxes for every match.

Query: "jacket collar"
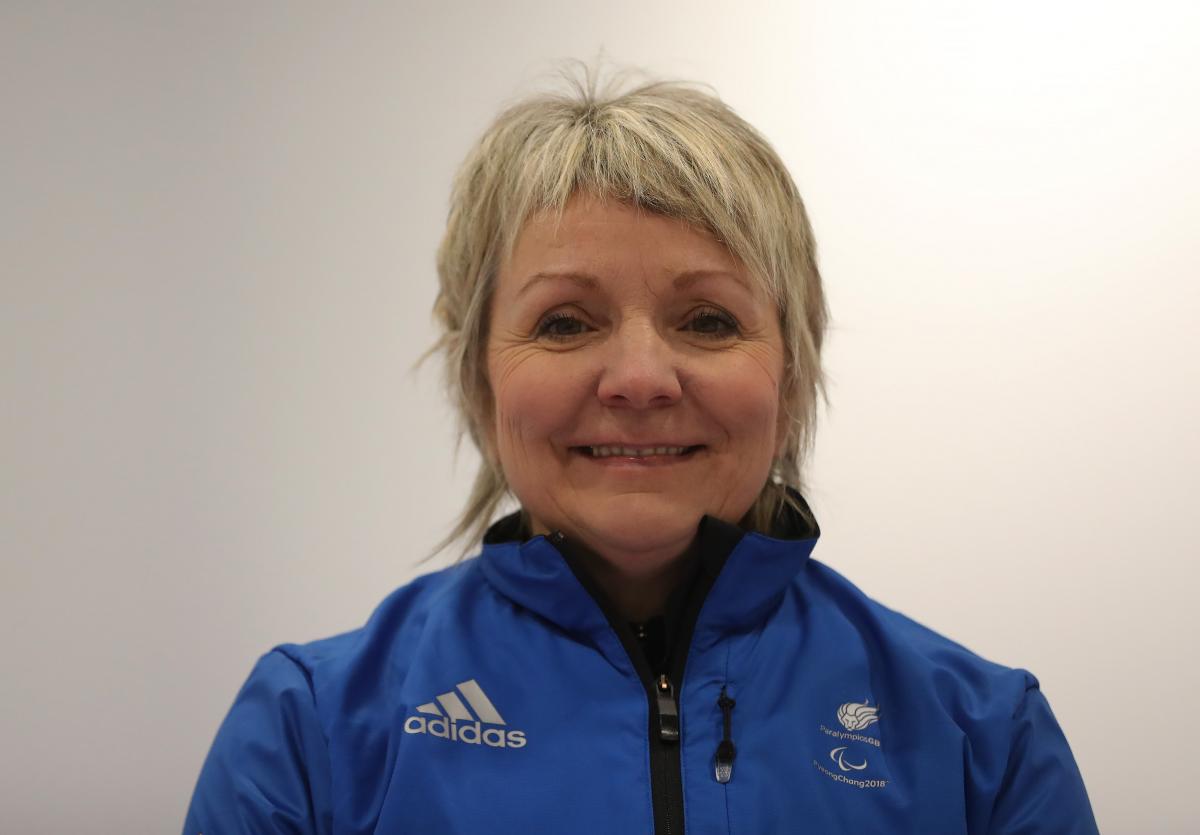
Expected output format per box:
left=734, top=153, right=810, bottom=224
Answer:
left=477, top=494, right=821, bottom=640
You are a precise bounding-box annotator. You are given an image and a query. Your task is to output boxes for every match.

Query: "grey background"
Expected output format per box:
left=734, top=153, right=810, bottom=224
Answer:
left=3, top=1, right=1198, bottom=832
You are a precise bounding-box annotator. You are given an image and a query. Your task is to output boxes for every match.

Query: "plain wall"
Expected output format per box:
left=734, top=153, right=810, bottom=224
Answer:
left=3, top=1, right=1198, bottom=832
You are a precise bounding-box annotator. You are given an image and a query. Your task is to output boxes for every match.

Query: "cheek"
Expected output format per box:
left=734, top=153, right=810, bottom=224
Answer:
left=699, top=353, right=784, bottom=446
left=487, top=350, right=585, bottom=455
left=729, top=380, right=782, bottom=445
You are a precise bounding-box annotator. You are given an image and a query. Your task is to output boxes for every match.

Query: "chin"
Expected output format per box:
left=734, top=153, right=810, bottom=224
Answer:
left=575, top=493, right=705, bottom=555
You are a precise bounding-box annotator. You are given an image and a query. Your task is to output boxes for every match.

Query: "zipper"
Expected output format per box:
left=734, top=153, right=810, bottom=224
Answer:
left=547, top=521, right=744, bottom=835
left=654, top=672, right=682, bottom=835
left=656, top=674, right=680, bottom=742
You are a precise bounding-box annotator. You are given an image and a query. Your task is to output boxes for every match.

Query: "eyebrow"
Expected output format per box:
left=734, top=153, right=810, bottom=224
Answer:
left=516, top=268, right=750, bottom=298
left=515, top=271, right=600, bottom=299
left=671, top=269, right=751, bottom=292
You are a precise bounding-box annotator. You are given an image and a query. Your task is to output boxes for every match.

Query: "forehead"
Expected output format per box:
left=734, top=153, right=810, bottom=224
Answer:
left=499, top=194, right=760, bottom=298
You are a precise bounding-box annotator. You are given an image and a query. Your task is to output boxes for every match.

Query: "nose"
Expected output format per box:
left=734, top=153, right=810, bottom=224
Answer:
left=595, top=321, right=683, bottom=409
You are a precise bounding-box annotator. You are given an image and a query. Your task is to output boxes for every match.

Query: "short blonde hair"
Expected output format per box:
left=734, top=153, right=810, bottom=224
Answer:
left=431, top=64, right=827, bottom=554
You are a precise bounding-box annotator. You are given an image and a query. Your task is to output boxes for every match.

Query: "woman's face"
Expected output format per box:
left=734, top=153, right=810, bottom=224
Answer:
left=485, top=193, right=786, bottom=577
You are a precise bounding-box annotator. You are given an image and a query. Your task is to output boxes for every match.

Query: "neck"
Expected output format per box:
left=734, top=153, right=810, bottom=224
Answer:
left=533, top=518, right=697, bottom=621
left=578, top=544, right=693, bottom=622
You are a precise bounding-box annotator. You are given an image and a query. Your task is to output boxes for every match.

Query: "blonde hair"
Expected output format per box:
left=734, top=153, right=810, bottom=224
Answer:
left=430, top=63, right=827, bottom=555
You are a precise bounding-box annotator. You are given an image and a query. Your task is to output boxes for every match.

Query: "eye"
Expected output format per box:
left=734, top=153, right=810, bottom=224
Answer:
left=535, top=311, right=591, bottom=341
left=684, top=306, right=740, bottom=339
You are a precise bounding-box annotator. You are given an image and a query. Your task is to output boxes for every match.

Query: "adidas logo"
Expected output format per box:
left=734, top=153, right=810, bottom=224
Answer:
left=403, top=679, right=527, bottom=749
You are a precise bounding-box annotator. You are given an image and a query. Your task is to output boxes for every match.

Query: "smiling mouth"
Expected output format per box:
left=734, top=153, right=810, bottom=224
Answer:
left=571, top=445, right=705, bottom=459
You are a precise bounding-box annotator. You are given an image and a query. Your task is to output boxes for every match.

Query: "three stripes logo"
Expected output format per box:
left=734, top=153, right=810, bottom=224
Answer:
left=403, top=679, right=527, bottom=749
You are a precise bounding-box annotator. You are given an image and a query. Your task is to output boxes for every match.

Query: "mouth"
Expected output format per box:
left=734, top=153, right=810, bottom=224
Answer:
left=570, top=444, right=705, bottom=460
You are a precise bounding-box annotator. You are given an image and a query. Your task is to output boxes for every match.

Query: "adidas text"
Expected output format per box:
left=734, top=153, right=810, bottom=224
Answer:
left=403, top=716, right=527, bottom=748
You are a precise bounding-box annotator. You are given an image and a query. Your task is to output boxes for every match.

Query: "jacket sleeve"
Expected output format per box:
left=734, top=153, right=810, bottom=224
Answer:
left=987, top=684, right=1099, bottom=835
left=183, top=649, right=333, bottom=835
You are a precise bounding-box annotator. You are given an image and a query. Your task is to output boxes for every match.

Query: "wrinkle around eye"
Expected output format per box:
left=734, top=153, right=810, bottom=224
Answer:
left=737, top=341, right=785, bottom=388
left=487, top=340, right=548, bottom=388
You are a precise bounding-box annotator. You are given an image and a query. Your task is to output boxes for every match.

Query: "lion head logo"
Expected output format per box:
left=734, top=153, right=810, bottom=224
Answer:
left=836, top=701, right=880, bottom=732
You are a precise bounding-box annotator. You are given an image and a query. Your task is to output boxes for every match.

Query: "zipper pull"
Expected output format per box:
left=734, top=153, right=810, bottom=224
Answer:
left=714, top=687, right=736, bottom=784
left=656, top=674, right=680, bottom=742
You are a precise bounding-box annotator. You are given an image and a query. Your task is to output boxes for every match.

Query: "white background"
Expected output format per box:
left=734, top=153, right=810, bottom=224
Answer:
left=3, top=1, right=1198, bottom=832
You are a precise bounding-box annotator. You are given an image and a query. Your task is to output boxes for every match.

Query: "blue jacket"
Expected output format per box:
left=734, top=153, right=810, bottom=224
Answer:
left=184, top=503, right=1098, bottom=833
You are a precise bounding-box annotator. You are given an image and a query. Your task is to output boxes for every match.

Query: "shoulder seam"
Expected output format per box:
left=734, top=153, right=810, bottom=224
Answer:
left=265, top=645, right=334, bottom=804
left=269, top=645, right=328, bottom=750
left=270, top=645, right=318, bottom=695
left=1012, top=674, right=1041, bottom=719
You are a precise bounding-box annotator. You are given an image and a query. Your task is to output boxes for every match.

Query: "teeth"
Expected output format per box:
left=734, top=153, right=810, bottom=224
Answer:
left=588, top=445, right=692, bottom=458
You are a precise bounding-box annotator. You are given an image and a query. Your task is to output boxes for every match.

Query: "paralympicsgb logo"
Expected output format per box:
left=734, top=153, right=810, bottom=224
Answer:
left=813, top=699, right=888, bottom=789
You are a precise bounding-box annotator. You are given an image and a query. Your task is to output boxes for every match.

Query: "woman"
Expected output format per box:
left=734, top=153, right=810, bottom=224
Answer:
left=185, top=72, right=1098, bottom=833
